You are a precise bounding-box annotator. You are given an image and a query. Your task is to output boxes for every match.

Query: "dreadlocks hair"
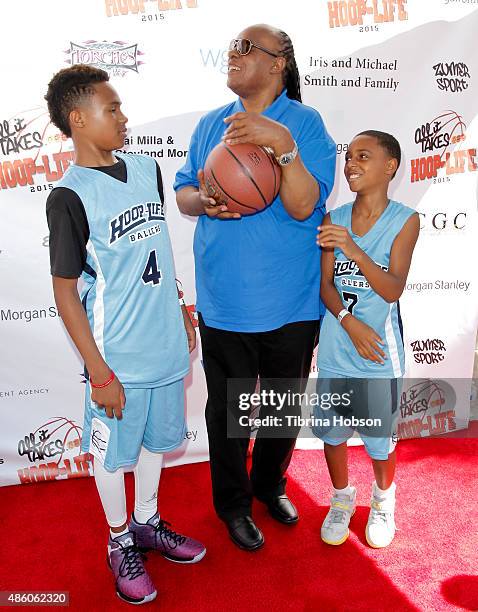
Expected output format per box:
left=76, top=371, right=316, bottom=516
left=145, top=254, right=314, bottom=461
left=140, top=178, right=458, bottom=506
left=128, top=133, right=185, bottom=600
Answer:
left=45, top=65, right=109, bottom=138
left=277, top=30, right=302, bottom=103
left=357, top=129, right=402, bottom=179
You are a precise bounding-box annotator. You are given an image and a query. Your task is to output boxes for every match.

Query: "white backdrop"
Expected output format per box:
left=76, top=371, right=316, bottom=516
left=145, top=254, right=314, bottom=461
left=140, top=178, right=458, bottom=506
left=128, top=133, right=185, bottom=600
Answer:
left=1, top=0, right=477, bottom=487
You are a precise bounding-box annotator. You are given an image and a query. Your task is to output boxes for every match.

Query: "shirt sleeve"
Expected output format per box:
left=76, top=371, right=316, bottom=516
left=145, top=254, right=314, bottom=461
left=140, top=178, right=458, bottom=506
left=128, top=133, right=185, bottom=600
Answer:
left=296, top=110, right=336, bottom=213
left=173, top=116, right=203, bottom=191
left=154, top=160, right=164, bottom=203
left=46, top=187, right=89, bottom=278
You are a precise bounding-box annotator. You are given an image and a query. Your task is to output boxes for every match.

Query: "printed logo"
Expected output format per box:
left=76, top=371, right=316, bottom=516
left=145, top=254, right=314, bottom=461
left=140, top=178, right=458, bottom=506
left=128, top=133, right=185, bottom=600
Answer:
left=443, top=0, right=478, bottom=6
left=199, top=48, right=228, bottom=74
left=105, top=0, right=198, bottom=18
left=327, top=0, right=408, bottom=30
left=0, top=306, right=60, bottom=324
left=89, top=418, right=111, bottom=463
left=0, top=109, right=73, bottom=191
left=410, top=111, right=477, bottom=183
left=65, top=41, right=145, bottom=76
left=433, top=61, right=470, bottom=92
left=17, top=417, right=93, bottom=484
left=398, top=379, right=456, bottom=438
left=109, top=202, right=165, bottom=244
left=0, top=388, right=49, bottom=399
left=418, top=211, right=467, bottom=233
left=334, top=258, right=388, bottom=289
left=405, top=279, right=471, bottom=294
left=410, top=339, right=447, bottom=365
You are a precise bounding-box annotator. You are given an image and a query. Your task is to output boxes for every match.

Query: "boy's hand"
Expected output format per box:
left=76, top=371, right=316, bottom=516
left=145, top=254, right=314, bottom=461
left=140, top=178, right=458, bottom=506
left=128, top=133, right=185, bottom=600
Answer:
left=341, top=316, right=387, bottom=365
left=91, top=377, right=126, bottom=420
left=197, top=169, right=241, bottom=220
left=186, top=323, right=196, bottom=353
left=181, top=306, right=196, bottom=353
left=317, top=224, right=362, bottom=261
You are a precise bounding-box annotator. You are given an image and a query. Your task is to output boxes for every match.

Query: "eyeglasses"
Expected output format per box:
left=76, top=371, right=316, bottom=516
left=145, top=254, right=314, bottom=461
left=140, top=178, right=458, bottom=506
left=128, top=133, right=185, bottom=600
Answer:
left=229, top=38, right=281, bottom=58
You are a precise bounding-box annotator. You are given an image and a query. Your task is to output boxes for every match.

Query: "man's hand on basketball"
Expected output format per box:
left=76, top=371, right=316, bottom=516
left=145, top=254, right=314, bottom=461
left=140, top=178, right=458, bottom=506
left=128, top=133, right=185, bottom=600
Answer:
left=223, top=112, right=294, bottom=155
left=317, top=224, right=362, bottom=261
left=197, top=170, right=241, bottom=219
left=341, top=316, right=387, bottom=365
left=91, top=377, right=126, bottom=420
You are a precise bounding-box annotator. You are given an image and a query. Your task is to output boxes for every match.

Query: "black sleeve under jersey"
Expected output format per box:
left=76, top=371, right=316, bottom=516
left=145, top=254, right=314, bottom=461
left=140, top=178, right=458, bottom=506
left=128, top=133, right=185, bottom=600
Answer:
left=46, top=187, right=89, bottom=278
left=154, top=161, right=164, bottom=203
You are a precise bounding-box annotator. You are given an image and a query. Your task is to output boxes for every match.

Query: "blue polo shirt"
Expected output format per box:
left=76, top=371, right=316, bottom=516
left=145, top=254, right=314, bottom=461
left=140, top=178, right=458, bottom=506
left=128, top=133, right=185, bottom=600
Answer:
left=174, top=90, right=336, bottom=332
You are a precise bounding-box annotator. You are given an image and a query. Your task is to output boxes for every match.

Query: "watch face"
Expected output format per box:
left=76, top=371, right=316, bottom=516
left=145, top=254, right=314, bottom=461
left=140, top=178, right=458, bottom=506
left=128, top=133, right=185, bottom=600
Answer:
left=279, top=153, right=292, bottom=166
left=277, top=143, right=297, bottom=166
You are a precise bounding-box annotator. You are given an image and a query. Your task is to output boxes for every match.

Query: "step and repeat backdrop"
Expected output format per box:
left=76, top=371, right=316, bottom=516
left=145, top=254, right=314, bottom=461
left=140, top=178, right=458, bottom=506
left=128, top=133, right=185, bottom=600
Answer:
left=1, top=0, right=477, bottom=486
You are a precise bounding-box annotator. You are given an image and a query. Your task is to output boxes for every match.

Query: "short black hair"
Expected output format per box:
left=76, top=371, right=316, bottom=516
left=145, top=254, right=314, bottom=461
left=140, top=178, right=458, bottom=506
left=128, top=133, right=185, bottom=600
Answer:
left=356, top=130, right=401, bottom=179
left=45, top=65, right=109, bottom=137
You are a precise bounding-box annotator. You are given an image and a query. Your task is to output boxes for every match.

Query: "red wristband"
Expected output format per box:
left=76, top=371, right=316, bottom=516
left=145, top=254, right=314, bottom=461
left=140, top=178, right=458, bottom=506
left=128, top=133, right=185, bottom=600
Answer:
left=90, top=370, right=115, bottom=389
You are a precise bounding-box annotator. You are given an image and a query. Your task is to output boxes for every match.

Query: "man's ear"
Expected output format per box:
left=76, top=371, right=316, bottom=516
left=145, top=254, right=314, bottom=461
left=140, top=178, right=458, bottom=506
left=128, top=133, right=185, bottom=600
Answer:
left=271, top=56, right=286, bottom=75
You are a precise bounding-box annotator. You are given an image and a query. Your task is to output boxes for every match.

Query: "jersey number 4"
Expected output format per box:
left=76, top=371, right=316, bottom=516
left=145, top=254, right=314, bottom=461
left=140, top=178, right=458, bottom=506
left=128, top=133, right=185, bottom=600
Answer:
left=142, top=250, right=162, bottom=286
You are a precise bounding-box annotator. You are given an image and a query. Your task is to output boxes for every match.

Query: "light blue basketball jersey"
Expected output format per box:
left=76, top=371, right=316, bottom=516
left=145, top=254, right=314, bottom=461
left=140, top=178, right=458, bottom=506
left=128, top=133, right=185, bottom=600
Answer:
left=318, top=200, right=416, bottom=378
left=58, top=153, right=189, bottom=388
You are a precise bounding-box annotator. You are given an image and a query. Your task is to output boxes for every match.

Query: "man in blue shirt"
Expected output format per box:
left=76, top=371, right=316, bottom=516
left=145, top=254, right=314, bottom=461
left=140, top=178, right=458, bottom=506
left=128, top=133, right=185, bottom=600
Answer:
left=175, top=24, right=336, bottom=551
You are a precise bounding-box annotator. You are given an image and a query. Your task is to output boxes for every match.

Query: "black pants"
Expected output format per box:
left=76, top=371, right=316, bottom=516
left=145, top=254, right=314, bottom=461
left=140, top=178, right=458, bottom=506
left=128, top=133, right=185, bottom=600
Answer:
left=198, top=314, right=320, bottom=521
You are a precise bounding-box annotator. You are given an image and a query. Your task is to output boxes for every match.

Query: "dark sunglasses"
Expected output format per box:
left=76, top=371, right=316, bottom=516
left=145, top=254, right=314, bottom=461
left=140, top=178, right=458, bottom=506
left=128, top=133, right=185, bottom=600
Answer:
left=229, top=38, right=281, bottom=58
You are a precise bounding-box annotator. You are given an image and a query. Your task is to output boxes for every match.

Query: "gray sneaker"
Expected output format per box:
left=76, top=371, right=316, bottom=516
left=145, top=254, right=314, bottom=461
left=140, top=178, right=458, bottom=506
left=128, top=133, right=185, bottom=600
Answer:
left=321, top=487, right=357, bottom=545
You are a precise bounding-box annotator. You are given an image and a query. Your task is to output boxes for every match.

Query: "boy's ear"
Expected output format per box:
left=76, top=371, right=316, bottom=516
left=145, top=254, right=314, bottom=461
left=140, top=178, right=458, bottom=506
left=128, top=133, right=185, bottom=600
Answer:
left=69, top=108, right=86, bottom=131
left=386, top=157, right=398, bottom=177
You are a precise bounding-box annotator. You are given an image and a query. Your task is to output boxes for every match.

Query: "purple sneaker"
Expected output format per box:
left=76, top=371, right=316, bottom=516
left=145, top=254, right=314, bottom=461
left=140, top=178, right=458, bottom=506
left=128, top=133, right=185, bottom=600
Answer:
left=107, top=531, right=157, bottom=605
left=130, top=513, right=206, bottom=564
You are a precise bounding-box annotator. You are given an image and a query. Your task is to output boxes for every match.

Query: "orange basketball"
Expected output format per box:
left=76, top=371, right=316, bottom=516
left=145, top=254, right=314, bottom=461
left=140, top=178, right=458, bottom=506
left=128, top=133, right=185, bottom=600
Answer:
left=203, top=142, right=281, bottom=216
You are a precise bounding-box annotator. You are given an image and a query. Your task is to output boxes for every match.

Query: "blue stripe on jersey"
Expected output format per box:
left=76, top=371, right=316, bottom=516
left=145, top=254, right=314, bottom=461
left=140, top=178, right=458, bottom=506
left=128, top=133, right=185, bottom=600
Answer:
left=317, top=200, right=416, bottom=378
left=84, top=262, right=97, bottom=280
left=397, top=300, right=404, bottom=344
left=58, top=153, right=189, bottom=387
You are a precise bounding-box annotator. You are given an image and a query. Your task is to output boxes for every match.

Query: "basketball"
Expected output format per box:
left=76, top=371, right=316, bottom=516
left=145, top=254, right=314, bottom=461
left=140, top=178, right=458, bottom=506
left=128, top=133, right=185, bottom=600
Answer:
left=203, top=142, right=281, bottom=215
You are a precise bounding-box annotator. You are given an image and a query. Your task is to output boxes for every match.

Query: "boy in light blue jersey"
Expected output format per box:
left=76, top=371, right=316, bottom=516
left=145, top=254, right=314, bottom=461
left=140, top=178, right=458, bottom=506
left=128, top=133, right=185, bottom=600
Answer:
left=45, top=65, right=205, bottom=606
left=315, top=130, right=419, bottom=549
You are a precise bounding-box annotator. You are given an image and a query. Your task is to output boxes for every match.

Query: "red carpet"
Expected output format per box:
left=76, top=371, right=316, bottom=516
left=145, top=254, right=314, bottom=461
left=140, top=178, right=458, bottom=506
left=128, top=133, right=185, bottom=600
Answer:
left=1, top=436, right=477, bottom=611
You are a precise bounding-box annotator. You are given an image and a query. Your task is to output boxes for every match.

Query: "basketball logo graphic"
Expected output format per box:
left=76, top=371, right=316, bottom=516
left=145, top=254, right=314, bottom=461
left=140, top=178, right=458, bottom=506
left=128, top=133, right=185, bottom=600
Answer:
left=17, top=417, right=93, bottom=484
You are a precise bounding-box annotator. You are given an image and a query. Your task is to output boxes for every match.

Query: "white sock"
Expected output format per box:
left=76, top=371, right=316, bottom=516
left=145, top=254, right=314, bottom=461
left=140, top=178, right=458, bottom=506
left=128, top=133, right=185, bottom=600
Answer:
left=373, top=481, right=395, bottom=499
left=133, top=446, right=163, bottom=525
left=93, top=458, right=128, bottom=528
left=110, top=526, right=129, bottom=540
left=333, top=484, right=354, bottom=496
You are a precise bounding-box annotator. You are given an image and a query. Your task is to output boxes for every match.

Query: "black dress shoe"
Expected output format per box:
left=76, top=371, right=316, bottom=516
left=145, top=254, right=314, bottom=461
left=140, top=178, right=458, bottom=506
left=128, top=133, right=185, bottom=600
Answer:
left=226, top=516, right=264, bottom=551
left=264, top=495, right=299, bottom=525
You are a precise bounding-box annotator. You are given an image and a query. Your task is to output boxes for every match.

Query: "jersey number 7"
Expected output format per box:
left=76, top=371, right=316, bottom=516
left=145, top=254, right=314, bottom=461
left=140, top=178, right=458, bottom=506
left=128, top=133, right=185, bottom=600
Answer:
left=342, top=291, right=358, bottom=314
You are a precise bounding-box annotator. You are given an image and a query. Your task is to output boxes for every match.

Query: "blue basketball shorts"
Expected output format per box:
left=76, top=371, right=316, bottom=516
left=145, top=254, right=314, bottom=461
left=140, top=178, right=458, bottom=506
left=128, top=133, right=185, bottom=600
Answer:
left=81, top=378, right=187, bottom=472
left=312, top=370, right=402, bottom=460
